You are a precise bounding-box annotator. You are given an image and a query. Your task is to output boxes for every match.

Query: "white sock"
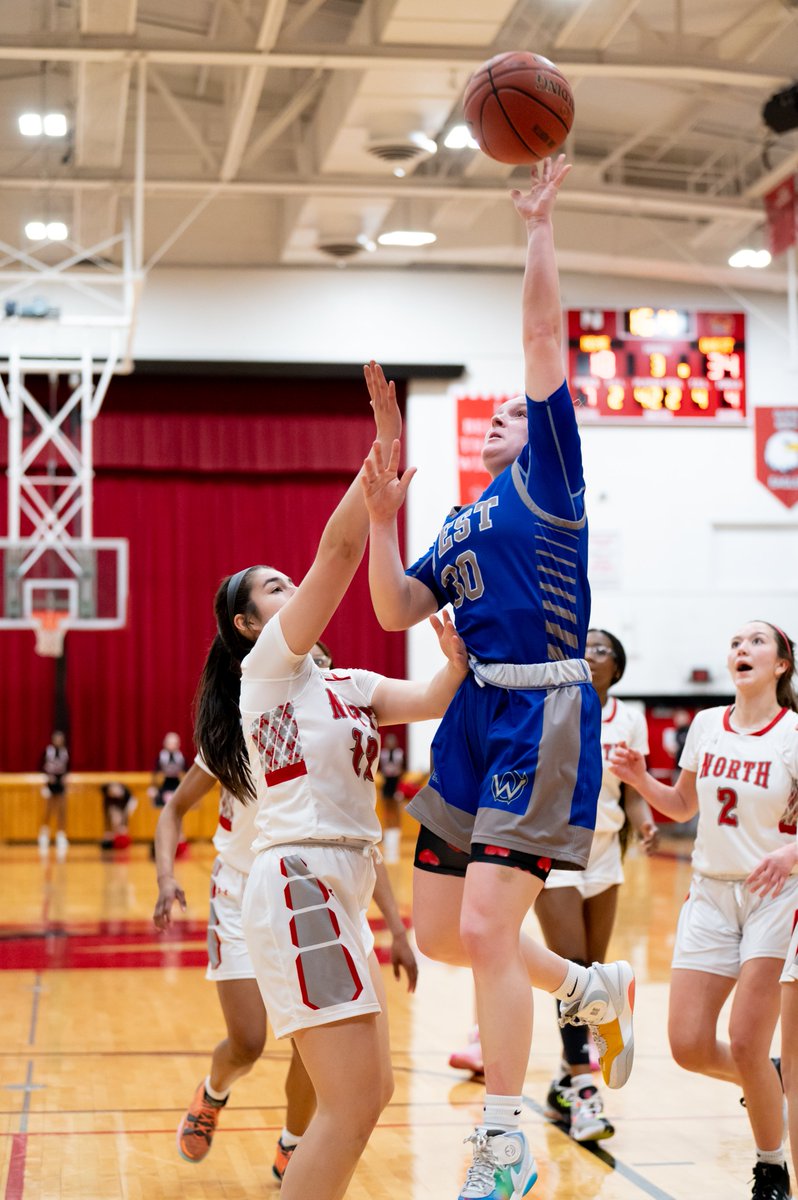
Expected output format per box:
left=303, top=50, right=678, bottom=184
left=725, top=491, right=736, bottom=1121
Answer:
left=281, top=1127, right=302, bottom=1148
left=482, top=1094, right=523, bottom=1133
left=552, top=961, right=591, bottom=1003
left=204, top=1075, right=230, bottom=1103
left=756, top=1146, right=786, bottom=1167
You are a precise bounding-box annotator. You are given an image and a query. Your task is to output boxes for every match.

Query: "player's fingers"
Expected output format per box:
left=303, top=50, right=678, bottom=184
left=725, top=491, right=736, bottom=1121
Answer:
left=386, top=437, right=401, bottom=473
left=398, top=466, right=417, bottom=494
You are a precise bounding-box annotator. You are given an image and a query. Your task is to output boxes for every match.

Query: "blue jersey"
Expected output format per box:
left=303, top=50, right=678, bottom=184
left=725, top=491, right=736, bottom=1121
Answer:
left=407, top=381, right=589, bottom=664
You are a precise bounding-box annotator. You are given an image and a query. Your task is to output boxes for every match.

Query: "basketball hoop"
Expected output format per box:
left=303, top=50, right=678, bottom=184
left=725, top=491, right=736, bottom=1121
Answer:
left=32, top=610, right=67, bottom=658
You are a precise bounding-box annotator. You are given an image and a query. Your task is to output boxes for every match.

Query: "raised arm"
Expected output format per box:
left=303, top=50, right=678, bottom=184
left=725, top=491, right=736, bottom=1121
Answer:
left=511, top=155, right=571, bottom=402
left=277, top=364, right=404, bottom=655
left=361, top=436, right=439, bottom=631
left=153, top=763, right=217, bottom=929
left=609, top=744, right=698, bottom=822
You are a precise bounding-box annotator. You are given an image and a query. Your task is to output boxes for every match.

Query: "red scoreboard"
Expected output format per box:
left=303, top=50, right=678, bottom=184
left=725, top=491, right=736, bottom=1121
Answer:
left=567, top=308, right=746, bottom=422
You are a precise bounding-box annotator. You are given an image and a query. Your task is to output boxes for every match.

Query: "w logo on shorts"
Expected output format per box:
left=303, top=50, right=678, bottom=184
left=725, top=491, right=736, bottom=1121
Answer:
left=491, top=771, right=529, bottom=803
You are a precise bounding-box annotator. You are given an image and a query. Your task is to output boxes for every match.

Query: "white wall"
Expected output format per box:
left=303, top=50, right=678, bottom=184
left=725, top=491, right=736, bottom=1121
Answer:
left=133, top=266, right=798, bottom=770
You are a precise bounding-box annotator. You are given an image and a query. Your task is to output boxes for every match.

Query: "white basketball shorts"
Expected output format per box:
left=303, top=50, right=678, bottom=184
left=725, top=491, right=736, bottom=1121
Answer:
left=780, top=914, right=798, bottom=984
left=672, top=873, right=798, bottom=978
left=545, top=831, right=624, bottom=899
left=205, top=857, right=255, bottom=982
left=241, top=842, right=380, bottom=1039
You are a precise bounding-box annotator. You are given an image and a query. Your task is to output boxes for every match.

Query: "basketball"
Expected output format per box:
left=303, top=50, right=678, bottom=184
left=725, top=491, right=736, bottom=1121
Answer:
left=463, top=51, right=574, bottom=165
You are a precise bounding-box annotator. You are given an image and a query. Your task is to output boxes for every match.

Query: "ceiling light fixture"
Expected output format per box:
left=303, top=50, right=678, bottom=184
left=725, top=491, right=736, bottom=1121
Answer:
left=18, top=111, right=68, bottom=138
left=19, top=113, right=43, bottom=137
left=728, top=248, right=771, bottom=268
left=444, top=124, right=480, bottom=150
left=377, top=230, right=437, bottom=247
left=43, top=113, right=68, bottom=137
left=25, top=220, right=69, bottom=241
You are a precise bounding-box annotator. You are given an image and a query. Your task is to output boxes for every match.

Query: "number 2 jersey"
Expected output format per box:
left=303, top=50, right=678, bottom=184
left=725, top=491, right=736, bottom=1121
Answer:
left=406, top=380, right=589, bottom=664
left=679, top=705, right=798, bottom=879
left=240, top=614, right=384, bottom=852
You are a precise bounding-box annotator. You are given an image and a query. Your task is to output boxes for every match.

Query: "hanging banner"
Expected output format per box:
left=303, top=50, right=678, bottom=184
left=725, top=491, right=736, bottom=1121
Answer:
left=755, top=407, right=798, bottom=508
left=456, top=395, right=508, bottom=504
left=764, top=176, right=797, bottom=257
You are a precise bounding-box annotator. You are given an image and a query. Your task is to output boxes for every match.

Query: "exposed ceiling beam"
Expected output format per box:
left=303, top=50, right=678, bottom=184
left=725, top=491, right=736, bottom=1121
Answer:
left=0, top=42, right=789, bottom=90
left=219, top=0, right=290, bottom=181
left=0, top=173, right=763, bottom=221
left=150, top=67, right=219, bottom=173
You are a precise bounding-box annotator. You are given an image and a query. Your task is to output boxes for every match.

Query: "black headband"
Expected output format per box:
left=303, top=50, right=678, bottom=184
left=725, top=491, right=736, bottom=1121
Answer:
left=226, top=567, right=257, bottom=629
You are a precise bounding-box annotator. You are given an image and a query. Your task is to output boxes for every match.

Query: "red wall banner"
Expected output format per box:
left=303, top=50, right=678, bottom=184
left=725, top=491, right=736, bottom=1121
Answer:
left=764, top=176, right=797, bottom=257
left=755, top=406, right=798, bottom=508
left=456, top=395, right=507, bottom=503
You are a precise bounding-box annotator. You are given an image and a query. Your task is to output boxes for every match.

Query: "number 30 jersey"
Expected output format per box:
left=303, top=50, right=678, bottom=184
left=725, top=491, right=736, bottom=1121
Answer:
left=240, top=615, right=384, bottom=852
left=406, top=381, right=590, bottom=665
left=679, top=705, right=798, bottom=879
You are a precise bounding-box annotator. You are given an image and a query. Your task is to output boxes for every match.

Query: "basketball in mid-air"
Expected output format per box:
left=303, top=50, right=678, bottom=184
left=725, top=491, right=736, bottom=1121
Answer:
left=463, top=52, right=574, bottom=165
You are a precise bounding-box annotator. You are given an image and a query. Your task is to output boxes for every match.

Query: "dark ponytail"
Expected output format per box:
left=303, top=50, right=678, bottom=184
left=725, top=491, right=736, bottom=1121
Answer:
left=764, top=622, right=798, bottom=713
left=194, top=568, right=264, bottom=803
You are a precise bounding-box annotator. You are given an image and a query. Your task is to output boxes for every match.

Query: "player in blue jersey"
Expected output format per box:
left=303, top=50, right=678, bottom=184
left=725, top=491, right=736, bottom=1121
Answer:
left=360, top=156, right=635, bottom=1200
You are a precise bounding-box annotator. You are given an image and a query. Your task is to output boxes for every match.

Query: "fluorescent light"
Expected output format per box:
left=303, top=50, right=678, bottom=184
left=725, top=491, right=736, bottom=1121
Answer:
left=43, top=112, right=68, bottom=137
left=377, top=230, right=437, bottom=247
left=46, top=221, right=68, bottom=241
left=728, top=248, right=771, bottom=268
left=19, top=113, right=43, bottom=137
left=444, top=124, right=480, bottom=150
left=25, top=221, right=47, bottom=240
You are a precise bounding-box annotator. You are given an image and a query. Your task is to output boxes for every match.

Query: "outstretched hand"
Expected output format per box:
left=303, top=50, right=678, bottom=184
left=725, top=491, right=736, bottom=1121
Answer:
left=360, top=438, right=416, bottom=521
left=364, top=360, right=402, bottom=447
left=510, top=154, right=572, bottom=225
left=429, top=608, right=468, bottom=677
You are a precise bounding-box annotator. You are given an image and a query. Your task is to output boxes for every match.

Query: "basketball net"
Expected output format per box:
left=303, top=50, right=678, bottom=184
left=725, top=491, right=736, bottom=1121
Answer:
left=32, top=610, right=67, bottom=658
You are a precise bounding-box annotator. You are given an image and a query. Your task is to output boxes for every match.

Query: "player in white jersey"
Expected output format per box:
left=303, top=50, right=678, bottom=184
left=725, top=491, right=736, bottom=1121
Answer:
left=612, top=621, right=798, bottom=1200
left=536, top=629, right=657, bottom=1143
left=153, top=646, right=419, bottom=1180
left=192, top=381, right=468, bottom=1200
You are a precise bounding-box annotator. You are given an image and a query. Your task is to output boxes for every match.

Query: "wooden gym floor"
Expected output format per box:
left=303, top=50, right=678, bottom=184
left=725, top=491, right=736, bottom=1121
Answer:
left=0, top=837, right=786, bottom=1200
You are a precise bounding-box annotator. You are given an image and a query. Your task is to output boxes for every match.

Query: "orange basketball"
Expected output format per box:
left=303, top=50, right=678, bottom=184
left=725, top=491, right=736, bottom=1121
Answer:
left=463, top=51, right=574, bottom=165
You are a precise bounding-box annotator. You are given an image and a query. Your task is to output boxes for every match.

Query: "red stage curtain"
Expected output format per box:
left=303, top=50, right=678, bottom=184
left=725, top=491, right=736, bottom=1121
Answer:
left=0, top=375, right=407, bottom=770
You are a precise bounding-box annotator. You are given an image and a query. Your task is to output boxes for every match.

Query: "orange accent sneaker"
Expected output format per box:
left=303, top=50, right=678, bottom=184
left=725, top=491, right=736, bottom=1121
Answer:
left=558, top=961, right=635, bottom=1090
left=177, top=1081, right=226, bottom=1163
left=272, top=1137, right=297, bottom=1182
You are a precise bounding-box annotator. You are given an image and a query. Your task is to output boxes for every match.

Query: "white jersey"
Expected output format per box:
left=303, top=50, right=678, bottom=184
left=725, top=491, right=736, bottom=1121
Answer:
left=680, top=705, right=798, bottom=879
left=194, top=752, right=257, bottom=876
left=240, top=614, right=384, bottom=852
left=596, top=697, right=649, bottom=834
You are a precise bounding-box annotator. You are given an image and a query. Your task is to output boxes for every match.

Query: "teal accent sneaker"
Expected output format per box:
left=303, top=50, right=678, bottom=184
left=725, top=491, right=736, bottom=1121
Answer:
left=457, top=1129, right=537, bottom=1200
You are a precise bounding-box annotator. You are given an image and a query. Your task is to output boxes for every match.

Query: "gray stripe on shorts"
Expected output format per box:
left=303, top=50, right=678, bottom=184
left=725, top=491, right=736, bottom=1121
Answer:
left=286, top=876, right=329, bottom=910
left=292, top=907, right=339, bottom=947
left=298, top=943, right=363, bottom=1009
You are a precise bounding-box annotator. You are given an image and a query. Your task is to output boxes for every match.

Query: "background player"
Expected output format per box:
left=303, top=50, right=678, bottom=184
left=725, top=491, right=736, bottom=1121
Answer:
left=537, top=628, right=657, bottom=1143
left=39, top=729, right=70, bottom=859
left=611, top=620, right=798, bottom=1200
left=360, top=157, right=635, bottom=1200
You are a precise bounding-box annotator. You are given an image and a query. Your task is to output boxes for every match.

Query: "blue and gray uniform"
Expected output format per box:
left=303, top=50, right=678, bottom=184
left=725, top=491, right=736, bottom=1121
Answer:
left=406, top=380, right=601, bottom=870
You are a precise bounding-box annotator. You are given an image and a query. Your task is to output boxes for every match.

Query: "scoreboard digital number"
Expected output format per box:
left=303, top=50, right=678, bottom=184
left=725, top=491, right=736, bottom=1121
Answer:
left=568, top=308, right=746, bottom=421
